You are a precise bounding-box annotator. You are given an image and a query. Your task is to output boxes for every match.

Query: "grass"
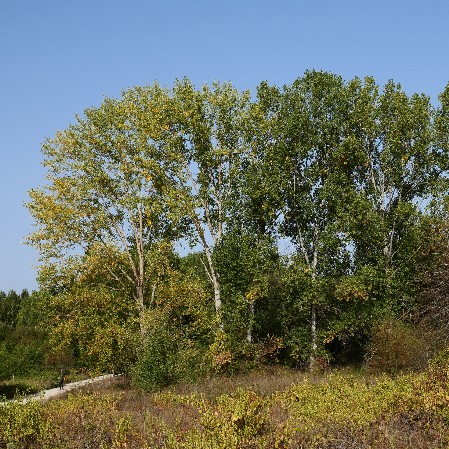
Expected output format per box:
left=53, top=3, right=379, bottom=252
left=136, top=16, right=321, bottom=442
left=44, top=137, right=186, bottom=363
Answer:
left=0, top=370, right=57, bottom=399
left=0, top=382, right=40, bottom=399
left=1, top=365, right=449, bottom=448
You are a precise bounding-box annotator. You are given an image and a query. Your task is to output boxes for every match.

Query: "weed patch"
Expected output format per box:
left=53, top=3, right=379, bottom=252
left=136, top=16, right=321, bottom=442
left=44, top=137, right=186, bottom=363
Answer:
left=1, top=367, right=449, bottom=448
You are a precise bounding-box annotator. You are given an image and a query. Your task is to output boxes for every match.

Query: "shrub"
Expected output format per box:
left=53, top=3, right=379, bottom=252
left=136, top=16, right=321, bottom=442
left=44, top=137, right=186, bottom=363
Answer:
left=41, top=392, right=123, bottom=448
left=0, top=397, right=46, bottom=447
left=0, top=326, right=47, bottom=380
left=147, top=388, right=271, bottom=447
left=178, top=389, right=271, bottom=448
left=45, top=286, right=139, bottom=374
left=3, top=366, right=449, bottom=448
left=365, top=318, right=429, bottom=374
left=209, top=330, right=233, bottom=372
left=132, top=310, right=210, bottom=391
left=132, top=316, right=176, bottom=391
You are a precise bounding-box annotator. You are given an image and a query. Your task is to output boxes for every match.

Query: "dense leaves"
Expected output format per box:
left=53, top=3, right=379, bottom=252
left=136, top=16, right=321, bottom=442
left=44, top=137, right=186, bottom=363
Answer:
left=22, top=72, right=449, bottom=382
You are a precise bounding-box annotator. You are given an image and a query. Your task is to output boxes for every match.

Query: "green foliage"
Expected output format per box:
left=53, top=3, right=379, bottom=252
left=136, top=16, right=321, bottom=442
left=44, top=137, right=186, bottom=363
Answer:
left=45, top=285, right=139, bottom=373
left=132, top=311, right=178, bottom=390
left=24, top=73, right=449, bottom=376
left=213, top=230, right=281, bottom=346
left=133, top=272, right=213, bottom=390
left=133, top=310, right=211, bottom=391
left=208, top=329, right=234, bottom=372
left=273, top=367, right=449, bottom=446
left=191, top=389, right=270, bottom=448
left=26, top=83, right=190, bottom=333
left=278, top=374, right=407, bottom=430
left=0, top=382, right=39, bottom=400
left=41, top=392, right=123, bottom=448
left=0, top=326, right=47, bottom=380
left=0, top=290, right=51, bottom=384
left=253, top=71, right=446, bottom=367
left=16, top=290, right=48, bottom=328
left=0, top=397, right=46, bottom=447
left=0, top=289, right=29, bottom=327
left=4, top=364, right=449, bottom=448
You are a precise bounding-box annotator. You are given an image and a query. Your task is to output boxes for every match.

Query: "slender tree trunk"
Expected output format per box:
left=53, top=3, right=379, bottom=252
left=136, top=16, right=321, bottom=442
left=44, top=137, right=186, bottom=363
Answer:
left=309, top=227, right=319, bottom=369
left=310, top=302, right=317, bottom=369
left=202, top=242, right=221, bottom=313
left=196, top=222, right=223, bottom=329
left=212, top=273, right=222, bottom=316
left=149, top=282, right=157, bottom=308
left=187, top=166, right=225, bottom=330
left=136, top=283, right=146, bottom=335
left=383, top=221, right=396, bottom=269
left=247, top=301, right=254, bottom=343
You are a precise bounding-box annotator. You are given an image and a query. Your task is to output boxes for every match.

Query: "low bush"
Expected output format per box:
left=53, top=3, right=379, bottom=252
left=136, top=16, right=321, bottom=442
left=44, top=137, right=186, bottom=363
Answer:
left=0, top=396, right=46, bottom=448
left=1, top=364, right=449, bottom=448
left=0, top=326, right=47, bottom=380
left=365, top=318, right=429, bottom=374
left=0, top=382, right=39, bottom=399
left=192, top=389, right=270, bottom=448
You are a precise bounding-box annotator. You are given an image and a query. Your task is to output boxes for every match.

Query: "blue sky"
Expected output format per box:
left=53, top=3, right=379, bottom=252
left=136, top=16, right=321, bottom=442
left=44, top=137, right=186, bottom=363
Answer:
left=1, top=0, right=448, bottom=292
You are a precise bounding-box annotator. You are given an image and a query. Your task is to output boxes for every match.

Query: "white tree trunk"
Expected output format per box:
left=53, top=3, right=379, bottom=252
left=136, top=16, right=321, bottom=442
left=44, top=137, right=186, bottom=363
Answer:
left=310, top=302, right=317, bottom=369
left=247, top=301, right=254, bottom=343
left=309, top=227, right=319, bottom=369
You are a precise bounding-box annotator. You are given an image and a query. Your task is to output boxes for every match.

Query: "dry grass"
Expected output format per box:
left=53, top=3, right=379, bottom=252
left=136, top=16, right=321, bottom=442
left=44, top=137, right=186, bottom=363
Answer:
left=3, top=366, right=449, bottom=448
left=79, top=365, right=329, bottom=399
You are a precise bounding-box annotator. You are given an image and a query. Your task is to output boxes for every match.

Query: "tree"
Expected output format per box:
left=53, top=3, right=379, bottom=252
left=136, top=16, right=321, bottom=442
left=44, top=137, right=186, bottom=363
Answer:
left=27, top=84, right=185, bottom=333
left=45, top=285, right=138, bottom=372
left=16, top=289, right=49, bottom=328
left=131, top=261, right=213, bottom=390
left=349, top=79, right=442, bottom=269
left=167, top=80, right=252, bottom=327
left=315, top=77, right=444, bottom=359
left=0, top=289, right=27, bottom=327
left=27, top=74, right=449, bottom=372
left=28, top=79, right=255, bottom=334
left=213, top=230, right=280, bottom=344
left=258, top=71, right=359, bottom=366
left=256, top=72, right=447, bottom=366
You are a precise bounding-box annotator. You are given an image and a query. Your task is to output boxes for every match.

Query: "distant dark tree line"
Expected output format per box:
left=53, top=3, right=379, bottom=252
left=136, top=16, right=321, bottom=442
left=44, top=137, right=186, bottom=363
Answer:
left=0, top=289, right=50, bottom=380
left=0, top=289, right=30, bottom=327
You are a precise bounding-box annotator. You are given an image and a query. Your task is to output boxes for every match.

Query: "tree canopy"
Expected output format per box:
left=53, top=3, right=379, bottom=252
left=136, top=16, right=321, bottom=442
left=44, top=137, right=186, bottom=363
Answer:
left=26, top=72, right=449, bottom=374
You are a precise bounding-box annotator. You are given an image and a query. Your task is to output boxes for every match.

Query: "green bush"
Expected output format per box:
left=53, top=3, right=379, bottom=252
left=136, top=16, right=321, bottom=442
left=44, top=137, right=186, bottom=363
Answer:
left=132, top=318, right=177, bottom=390
left=200, top=389, right=269, bottom=438
left=152, top=388, right=272, bottom=448
left=0, top=326, right=47, bottom=380
left=132, top=310, right=210, bottom=391
left=0, top=397, right=46, bottom=447
left=2, top=366, right=449, bottom=448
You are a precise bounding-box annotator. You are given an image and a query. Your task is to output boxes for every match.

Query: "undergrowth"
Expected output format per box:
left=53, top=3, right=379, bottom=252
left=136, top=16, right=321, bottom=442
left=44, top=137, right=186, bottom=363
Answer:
left=1, top=366, right=449, bottom=448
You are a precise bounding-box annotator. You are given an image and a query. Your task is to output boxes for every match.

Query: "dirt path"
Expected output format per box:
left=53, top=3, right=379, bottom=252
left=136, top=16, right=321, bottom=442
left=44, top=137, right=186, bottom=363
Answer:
left=36, top=374, right=116, bottom=401
left=2, top=374, right=117, bottom=404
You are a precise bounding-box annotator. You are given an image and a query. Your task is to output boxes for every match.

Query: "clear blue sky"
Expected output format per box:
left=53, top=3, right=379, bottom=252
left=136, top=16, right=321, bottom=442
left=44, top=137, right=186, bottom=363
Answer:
left=1, top=0, right=448, bottom=292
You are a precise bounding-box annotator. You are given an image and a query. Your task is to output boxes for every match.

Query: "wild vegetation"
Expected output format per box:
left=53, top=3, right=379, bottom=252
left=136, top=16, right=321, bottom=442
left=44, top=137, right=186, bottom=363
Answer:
left=2, top=364, right=449, bottom=448
left=2, top=70, right=449, bottom=446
